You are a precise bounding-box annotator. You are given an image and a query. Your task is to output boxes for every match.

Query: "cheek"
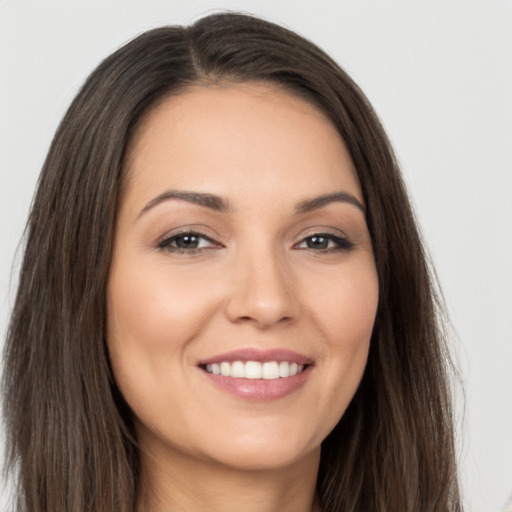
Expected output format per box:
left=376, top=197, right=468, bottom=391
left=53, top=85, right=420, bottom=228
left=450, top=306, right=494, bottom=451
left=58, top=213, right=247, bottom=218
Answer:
left=305, top=260, right=378, bottom=421
left=105, top=260, right=223, bottom=414
left=311, top=258, right=379, bottom=348
left=107, top=260, right=221, bottom=356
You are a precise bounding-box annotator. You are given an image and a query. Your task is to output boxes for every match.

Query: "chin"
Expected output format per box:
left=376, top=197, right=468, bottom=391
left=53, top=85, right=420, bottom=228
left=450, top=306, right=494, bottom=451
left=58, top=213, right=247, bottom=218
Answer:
left=204, top=438, right=320, bottom=472
left=187, top=416, right=325, bottom=472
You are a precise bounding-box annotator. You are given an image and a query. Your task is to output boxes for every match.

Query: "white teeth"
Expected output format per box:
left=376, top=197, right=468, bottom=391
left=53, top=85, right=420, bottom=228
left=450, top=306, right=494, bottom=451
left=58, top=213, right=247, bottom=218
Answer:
left=220, top=362, right=231, bottom=376
left=262, top=362, right=279, bottom=380
left=204, top=360, right=307, bottom=379
left=245, top=361, right=263, bottom=379
left=231, top=360, right=245, bottom=378
left=278, top=361, right=290, bottom=377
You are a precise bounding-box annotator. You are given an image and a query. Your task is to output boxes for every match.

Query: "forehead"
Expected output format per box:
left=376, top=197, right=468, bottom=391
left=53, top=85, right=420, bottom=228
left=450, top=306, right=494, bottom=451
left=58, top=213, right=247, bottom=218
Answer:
left=122, top=82, right=362, bottom=208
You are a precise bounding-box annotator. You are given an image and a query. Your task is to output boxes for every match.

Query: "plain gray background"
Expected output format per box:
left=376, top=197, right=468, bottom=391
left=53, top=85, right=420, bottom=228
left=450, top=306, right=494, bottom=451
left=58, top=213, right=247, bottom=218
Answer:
left=1, top=1, right=511, bottom=510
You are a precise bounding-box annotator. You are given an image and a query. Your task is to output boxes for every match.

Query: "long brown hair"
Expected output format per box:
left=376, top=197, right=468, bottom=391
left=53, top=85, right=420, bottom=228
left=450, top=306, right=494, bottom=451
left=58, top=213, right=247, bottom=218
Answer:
left=2, top=12, right=462, bottom=511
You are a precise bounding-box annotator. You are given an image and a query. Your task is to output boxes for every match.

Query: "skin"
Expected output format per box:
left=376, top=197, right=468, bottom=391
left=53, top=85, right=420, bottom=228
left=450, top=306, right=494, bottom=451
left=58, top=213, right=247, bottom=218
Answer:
left=107, top=83, right=379, bottom=512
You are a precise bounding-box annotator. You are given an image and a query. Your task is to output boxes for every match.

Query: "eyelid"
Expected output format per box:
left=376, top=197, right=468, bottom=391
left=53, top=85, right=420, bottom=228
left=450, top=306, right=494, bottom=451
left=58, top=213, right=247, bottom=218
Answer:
left=161, top=232, right=215, bottom=246
left=294, top=226, right=350, bottom=243
left=156, top=226, right=225, bottom=252
left=293, top=228, right=355, bottom=251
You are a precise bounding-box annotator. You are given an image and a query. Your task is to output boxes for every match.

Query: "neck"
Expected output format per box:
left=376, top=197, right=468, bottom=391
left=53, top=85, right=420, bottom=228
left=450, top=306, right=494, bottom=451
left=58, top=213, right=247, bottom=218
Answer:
left=136, top=441, right=321, bottom=512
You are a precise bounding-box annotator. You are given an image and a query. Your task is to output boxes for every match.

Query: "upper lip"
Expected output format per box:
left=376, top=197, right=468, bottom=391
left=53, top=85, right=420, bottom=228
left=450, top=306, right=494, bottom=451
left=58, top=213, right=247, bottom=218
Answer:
left=197, top=348, right=314, bottom=366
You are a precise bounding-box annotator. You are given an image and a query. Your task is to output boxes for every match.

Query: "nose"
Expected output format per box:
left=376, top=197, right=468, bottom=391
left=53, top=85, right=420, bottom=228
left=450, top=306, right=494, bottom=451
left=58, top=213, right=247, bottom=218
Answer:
left=225, top=246, right=298, bottom=329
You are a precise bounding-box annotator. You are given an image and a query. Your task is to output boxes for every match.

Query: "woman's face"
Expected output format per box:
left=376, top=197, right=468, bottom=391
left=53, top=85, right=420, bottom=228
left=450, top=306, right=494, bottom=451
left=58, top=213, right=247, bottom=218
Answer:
left=107, top=83, right=379, bottom=471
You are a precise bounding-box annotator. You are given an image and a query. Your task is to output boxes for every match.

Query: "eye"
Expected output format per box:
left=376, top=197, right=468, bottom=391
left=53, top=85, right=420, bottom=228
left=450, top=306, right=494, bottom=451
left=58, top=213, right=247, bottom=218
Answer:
left=295, top=233, right=354, bottom=252
left=158, top=231, right=219, bottom=253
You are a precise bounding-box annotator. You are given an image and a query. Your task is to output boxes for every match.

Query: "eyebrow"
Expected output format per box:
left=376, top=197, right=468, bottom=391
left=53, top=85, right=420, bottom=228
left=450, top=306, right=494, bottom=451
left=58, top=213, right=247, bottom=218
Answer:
left=138, top=191, right=232, bottom=218
left=137, top=189, right=365, bottom=218
left=295, top=192, right=366, bottom=214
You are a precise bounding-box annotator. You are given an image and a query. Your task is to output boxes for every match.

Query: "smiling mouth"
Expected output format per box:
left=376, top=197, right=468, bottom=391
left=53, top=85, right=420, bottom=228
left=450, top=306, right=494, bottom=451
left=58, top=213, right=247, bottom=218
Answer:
left=202, top=361, right=308, bottom=380
left=198, top=349, right=314, bottom=400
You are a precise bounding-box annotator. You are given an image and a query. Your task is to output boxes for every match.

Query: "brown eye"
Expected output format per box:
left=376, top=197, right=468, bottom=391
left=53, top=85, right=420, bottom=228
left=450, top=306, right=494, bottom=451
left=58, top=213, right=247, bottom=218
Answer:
left=306, top=235, right=330, bottom=249
left=158, top=232, right=218, bottom=252
left=296, top=233, right=354, bottom=252
left=173, top=234, right=201, bottom=249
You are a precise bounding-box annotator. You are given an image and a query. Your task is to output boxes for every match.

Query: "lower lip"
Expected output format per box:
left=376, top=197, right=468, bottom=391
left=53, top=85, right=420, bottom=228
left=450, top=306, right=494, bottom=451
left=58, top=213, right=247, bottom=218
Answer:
left=200, top=366, right=312, bottom=401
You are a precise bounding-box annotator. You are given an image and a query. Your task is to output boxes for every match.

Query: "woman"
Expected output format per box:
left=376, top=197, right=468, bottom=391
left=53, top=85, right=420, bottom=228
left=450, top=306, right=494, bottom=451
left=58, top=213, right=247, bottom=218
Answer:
left=2, top=12, right=462, bottom=512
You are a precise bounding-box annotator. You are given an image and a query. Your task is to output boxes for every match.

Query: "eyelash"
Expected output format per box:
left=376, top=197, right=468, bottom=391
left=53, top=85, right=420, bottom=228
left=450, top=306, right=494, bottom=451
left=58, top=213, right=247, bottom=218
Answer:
left=157, top=231, right=220, bottom=254
left=294, top=233, right=355, bottom=253
left=157, top=231, right=354, bottom=254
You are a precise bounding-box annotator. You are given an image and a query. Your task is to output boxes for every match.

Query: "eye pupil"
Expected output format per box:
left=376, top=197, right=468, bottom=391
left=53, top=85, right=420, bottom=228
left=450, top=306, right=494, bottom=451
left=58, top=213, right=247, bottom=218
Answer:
left=307, top=236, right=329, bottom=249
left=175, top=234, right=199, bottom=249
